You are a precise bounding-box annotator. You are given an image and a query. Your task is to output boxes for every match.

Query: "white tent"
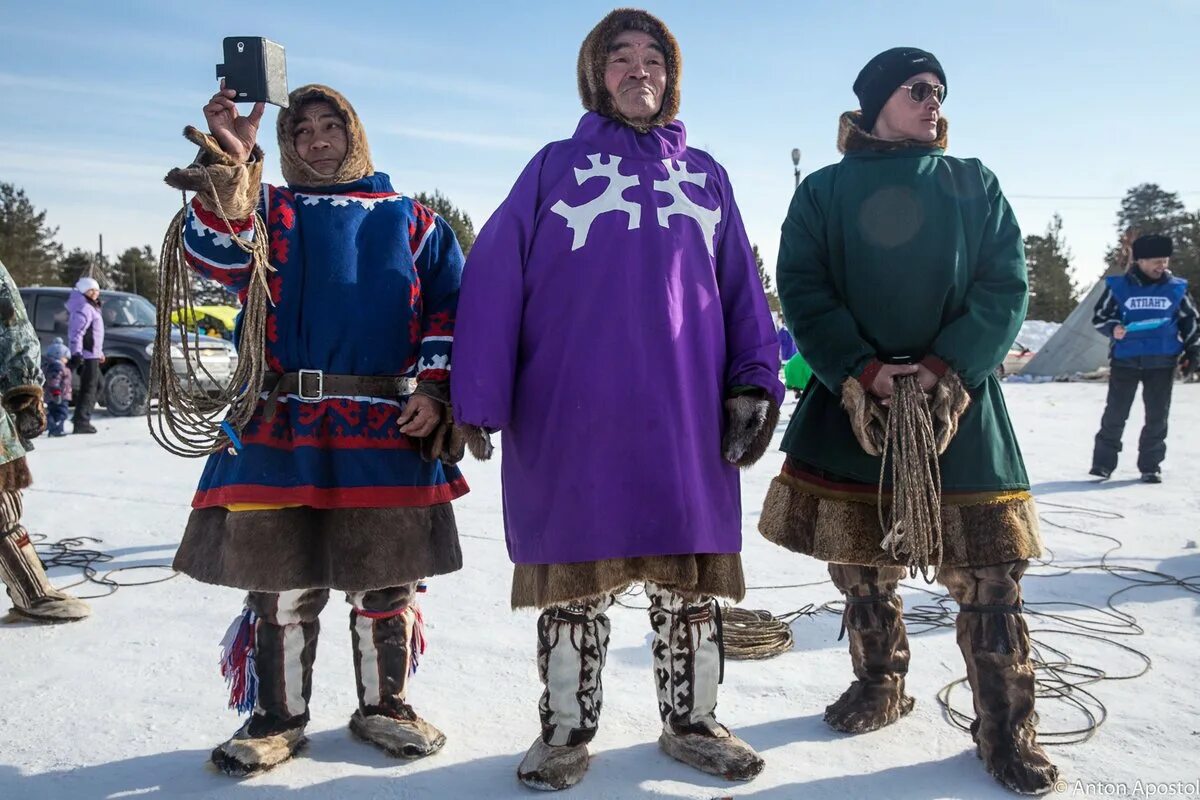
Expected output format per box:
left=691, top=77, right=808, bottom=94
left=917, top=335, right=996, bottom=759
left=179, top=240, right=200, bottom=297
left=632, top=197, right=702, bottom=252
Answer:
left=1021, top=281, right=1110, bottom=378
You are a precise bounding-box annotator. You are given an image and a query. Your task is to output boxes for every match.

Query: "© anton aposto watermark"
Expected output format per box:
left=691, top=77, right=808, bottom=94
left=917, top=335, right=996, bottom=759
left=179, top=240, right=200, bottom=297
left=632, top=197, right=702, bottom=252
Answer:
left=1055, top=778, right=1200, bottom=797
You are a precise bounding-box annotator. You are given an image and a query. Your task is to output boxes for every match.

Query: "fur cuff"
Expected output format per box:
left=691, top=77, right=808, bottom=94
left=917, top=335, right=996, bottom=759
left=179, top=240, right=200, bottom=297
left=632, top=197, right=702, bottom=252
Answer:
left=3, top=385, right=43, bottom=413
left=722, top=396, right=780, bottom=467
left=841, top=378, right=888, bottom=456
left=463, top=424, right=494, bottom=461
left=841, top=371, right=970, bottom=457
left=164, top=126, right=264, bottom=221
left=930, top=369, right=971, bottom=454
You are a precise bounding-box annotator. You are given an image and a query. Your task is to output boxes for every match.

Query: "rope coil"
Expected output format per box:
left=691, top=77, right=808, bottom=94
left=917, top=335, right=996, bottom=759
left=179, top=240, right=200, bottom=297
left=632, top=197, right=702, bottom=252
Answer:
left=877, top=374, right=944, bottom=580
left=148, top=180, right=274, bottom=458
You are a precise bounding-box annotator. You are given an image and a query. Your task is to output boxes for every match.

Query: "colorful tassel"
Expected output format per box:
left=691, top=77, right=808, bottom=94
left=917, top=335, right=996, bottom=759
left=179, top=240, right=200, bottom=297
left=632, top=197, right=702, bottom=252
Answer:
left=218, top=607, right=259, bottom=714
left=409, top=603, right=427, bottom=676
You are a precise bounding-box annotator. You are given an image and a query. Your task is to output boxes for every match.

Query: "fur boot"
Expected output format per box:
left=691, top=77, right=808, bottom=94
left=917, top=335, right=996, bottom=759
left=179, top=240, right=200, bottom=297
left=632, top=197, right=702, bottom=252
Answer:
left=211, top=588, right=327, bottom=777
left=939, top=561, right=1059, bottom=796
left=0, top=493, right=90, bottom=623
left=348, top=584, right=446, bottom=759
left=824, top=564, right=915, bottom=733
left=517, top=595, right=613, bottom=790
left=647, top=582, right=764, bottom=781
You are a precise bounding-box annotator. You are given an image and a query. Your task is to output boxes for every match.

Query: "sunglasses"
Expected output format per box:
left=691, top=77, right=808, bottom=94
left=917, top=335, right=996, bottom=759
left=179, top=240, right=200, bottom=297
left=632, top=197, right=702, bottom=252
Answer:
left=900, top=81, right=946, bottom=104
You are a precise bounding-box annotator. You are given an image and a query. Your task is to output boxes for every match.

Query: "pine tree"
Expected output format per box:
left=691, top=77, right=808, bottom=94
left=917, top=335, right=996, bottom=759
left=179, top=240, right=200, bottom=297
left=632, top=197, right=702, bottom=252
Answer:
left=753, top=244, right=781, bottom=314
left=0, top=182, right=63, bottom=285
left=413, top=190, right=476, bottom=256
left=1024, top=214, right=1076, bottom=322
left=111, top=246, right=159, bottom=303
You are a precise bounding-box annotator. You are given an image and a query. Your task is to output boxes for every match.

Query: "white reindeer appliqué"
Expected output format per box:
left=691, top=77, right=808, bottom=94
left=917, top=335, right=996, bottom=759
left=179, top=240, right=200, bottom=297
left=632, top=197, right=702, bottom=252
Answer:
left=550, top=154, right=721, bottom=254
left=551, top=154, right=642, bottom=251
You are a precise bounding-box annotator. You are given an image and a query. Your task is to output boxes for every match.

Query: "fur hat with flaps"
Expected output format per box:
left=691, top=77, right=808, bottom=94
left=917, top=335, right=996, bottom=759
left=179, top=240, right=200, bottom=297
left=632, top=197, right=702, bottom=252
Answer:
left=276, top=84, right=374, bottom=187
left=577, top=8, right=682, bottom=133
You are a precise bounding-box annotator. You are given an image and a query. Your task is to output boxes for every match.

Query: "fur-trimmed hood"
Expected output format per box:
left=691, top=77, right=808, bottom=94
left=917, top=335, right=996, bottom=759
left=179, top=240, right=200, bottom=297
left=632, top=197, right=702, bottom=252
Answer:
left=837, top=110, right=948, bottom=155
left=577, top=8, right=681, bottom=134
left=276, top=84, right=374, bottom=187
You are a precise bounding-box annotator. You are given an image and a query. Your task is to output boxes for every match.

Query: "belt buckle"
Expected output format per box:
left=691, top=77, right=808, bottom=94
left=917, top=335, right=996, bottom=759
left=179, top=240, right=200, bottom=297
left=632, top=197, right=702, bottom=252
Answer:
left=297, top=369, right=324, bottom=401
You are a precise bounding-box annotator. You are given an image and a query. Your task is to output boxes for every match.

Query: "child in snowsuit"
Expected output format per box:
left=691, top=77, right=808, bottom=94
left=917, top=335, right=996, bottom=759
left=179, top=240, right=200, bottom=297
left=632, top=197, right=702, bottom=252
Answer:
left=41, top=338, right=71, bottom=437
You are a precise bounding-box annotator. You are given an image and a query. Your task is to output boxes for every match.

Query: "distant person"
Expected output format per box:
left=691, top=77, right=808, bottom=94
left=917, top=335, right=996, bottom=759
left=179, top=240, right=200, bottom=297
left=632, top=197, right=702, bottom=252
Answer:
left=0, top=259, right=91, bottom=622
left=66, top=277, right=104, bottom=434
left=41, top=337, right=72, bottom=437
left=1089, top=234, right=1199, bottom=482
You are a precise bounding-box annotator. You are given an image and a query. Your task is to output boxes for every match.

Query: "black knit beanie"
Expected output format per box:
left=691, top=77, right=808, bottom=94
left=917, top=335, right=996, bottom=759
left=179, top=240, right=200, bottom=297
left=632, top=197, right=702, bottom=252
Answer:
left=853, top=47, right=946, bottom=133
left=1132, top=234, right=1173, bottom=260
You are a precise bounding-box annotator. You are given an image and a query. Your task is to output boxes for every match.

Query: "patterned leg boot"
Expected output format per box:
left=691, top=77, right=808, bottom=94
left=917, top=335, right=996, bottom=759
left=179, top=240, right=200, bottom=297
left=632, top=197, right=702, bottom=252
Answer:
left=940, top=561, right=1059, bottom=796
left=348, top=583, right=446, bottom=759
left=0, top=493, right=90, bottom=622
left=824, top=563, right=915, bottom=733
left=647, top=582, right=764, bottom=782
left=517, top=595, right=613, bottom=791
left=211, top=588, right=328, bottom=777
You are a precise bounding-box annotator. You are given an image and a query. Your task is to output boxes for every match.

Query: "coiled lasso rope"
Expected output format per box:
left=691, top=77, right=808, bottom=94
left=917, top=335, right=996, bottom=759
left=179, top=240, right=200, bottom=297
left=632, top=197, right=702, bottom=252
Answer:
left=148, top=178, right=274, bottom=457
left=877, top=374, right=944, bottom=581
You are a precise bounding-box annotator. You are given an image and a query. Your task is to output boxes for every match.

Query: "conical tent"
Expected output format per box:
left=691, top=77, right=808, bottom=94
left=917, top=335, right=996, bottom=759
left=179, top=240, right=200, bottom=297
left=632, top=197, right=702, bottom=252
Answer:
left=1022, top=281, right=1110, bottom=378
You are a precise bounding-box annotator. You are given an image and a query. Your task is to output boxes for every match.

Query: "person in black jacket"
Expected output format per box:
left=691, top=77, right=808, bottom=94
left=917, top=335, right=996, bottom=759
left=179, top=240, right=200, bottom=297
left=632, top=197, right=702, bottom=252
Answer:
left=1090, top=234, right=1199, bottom=482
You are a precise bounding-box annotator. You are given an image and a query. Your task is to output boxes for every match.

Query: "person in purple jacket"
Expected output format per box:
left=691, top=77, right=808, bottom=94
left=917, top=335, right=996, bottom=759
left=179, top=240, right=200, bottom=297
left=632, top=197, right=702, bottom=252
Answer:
left=451, top=9, right=782, bottom=791
left=66, top=277, right=105, bottom=434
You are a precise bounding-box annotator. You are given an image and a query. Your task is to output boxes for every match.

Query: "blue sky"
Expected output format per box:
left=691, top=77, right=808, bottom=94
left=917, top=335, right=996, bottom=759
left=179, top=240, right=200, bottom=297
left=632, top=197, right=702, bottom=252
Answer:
left=2, top=0, right=1197, bottom=291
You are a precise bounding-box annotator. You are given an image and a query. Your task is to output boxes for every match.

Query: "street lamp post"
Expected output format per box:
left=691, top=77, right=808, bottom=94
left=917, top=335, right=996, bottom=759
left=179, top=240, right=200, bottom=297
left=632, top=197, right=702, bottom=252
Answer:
left=791, top=148, right=802, bottom=188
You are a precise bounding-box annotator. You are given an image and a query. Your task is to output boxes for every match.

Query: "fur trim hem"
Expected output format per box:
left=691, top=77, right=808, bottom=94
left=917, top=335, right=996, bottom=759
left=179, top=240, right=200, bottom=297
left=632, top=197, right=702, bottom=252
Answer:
left=838, top=111, right=949, bottom=155
left=173, top=504, right=462, bottom=592
left=758, top=473, right=1041, bottom=568
left=0, top=457, right=32, bottom=492
left=511, top=553, right=744, bottom=609
left=577, top=8, right=682, bottom=133
left=276, top=84, right=374, bottom=187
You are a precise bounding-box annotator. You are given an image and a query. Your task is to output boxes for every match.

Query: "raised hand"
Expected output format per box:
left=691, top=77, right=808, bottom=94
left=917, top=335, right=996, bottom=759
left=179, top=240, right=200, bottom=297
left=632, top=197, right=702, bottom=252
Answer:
left=203, top=87, right=265, bottom=163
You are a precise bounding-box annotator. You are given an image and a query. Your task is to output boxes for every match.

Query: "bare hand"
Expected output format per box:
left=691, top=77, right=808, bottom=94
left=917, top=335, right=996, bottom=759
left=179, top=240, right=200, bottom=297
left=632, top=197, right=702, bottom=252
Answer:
left=916, top=364, right=938, bottom=393
left=397, top=394, right=440, bottom=438
left=1113, top=324, right=1127, bottom=341
left=203, top=86, right=265, bottom=163
left=99, top=354, right=106, bottom=364
left=870, top=364, right=919, bottom=406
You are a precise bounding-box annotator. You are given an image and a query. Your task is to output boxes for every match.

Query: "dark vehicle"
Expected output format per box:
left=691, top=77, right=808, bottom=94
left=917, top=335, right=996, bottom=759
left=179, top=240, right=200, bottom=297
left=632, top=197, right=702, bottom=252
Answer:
left=18, top=287, right=238, bottom=416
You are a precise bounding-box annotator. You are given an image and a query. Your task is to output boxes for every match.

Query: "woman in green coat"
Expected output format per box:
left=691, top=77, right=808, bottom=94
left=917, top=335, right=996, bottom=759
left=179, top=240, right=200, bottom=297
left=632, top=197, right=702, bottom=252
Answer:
left=758, top=48, right=1057, bottom=796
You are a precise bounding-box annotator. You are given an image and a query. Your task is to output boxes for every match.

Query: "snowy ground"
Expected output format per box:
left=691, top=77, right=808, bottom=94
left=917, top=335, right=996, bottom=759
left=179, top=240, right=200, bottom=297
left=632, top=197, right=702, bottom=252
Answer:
left=2, top=382, right=1198, bottom=800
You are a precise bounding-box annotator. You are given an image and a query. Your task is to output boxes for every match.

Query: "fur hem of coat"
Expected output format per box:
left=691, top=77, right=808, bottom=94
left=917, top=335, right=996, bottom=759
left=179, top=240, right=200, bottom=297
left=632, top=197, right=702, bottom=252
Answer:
left=511, top=553, right=745, bottom=609
left=0, top=457, right=32, bottom=492
left=758, top=469, right=1042, bottom=568
left=577, top=8, right=682, bottom=133
left=173, top=504, right=462, bottom=593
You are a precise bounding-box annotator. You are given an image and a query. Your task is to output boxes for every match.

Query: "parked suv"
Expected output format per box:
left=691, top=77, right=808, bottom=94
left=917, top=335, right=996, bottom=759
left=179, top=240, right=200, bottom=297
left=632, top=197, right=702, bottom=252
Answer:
left=18, top=287, right=238, bottom=416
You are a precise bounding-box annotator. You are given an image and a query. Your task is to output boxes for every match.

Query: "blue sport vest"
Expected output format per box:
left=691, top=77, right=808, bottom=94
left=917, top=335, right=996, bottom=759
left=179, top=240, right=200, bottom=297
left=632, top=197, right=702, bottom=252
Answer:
left=1105, top=273, right=1188, bottom=360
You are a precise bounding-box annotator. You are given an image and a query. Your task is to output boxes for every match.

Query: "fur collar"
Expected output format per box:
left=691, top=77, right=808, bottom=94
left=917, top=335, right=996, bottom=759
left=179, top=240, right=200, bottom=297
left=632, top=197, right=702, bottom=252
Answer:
left=276, top=84, right=374, bottom=187
left=577, top=8, right=682, bottom=134
left=837, top=110, right=949, bottom=155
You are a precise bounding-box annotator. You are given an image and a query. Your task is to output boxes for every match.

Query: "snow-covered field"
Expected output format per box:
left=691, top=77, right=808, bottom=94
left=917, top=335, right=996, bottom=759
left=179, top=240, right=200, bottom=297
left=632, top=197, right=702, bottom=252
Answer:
left=2, top=382, right=1197, bottom=800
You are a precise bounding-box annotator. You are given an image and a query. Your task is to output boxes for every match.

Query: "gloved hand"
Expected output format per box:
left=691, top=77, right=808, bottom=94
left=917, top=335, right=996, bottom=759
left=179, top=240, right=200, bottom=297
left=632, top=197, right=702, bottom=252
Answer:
left=1182, top=350, right=1200, bottom=381
left=3, top=387, right=47, bottom=440
left=721, top=390, right=780, bottom=467
left=68, top=353, right=84, bottom=371
left=463, top=425, right=495, bottom=461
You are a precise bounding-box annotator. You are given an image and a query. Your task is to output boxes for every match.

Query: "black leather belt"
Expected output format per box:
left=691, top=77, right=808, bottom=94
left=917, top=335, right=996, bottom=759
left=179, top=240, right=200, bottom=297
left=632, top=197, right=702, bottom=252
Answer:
left=261, top=370, right=412, bottom=420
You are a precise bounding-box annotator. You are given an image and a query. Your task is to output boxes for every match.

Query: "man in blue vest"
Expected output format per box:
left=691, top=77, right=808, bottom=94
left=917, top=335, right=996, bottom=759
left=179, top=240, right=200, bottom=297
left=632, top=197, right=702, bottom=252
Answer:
left=1090, top=234, right=1199, bottom=482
